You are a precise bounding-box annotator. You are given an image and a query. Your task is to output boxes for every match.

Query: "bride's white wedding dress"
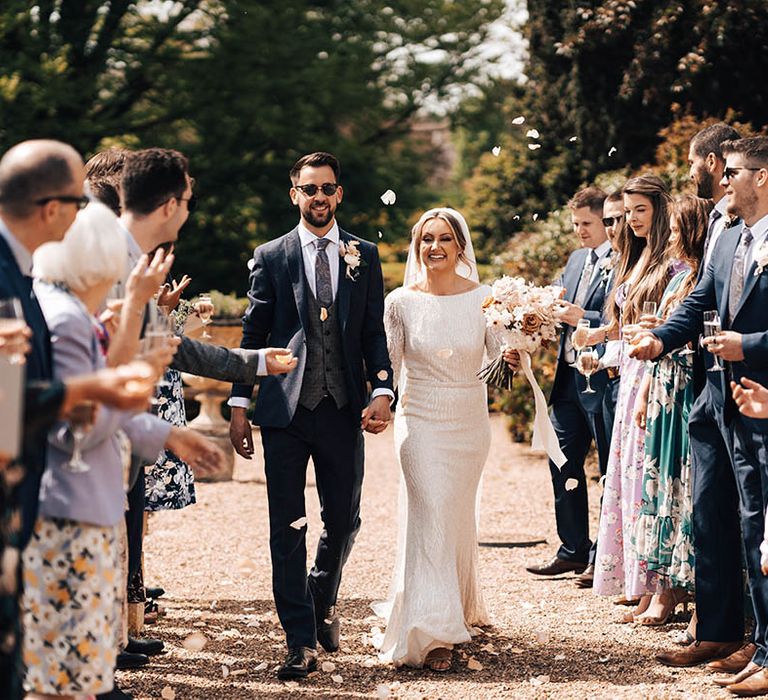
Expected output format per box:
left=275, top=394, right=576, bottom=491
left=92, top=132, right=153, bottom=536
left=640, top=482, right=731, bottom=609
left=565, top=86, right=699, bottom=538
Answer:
left=374, top=284, right=498, bottom=667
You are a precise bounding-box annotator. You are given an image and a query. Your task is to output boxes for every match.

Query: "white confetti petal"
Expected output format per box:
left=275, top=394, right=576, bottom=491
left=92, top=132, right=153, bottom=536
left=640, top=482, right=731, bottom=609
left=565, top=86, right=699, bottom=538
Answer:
left=554, top=653, right=566, bottom=661
left=512, top=115, right=526, bottom=125
left=491, top=145, right=501, bottom=157
left=513, top=215, right=520, bottom=221
left=193, top=620, right=206, bottom=627
left=608, top=146, right=617, bottom=157
left=247, top=258, right=255, bottom=271
left=161, top=687, right=176, bottom=700
left=331, top=674, right=343, bottom=684
left=569, top=136, right=578, bottom=142
left=467, top=657, right=484, bottom=671
left=289, top=516, right=307, bottom=529
left=380, top=189, right=396, bottom=205
left=376, top=684, right=391, bottom=699
left=254, top=661, right=269, bottom=671
left=364, top=657, right=378, bottom=668
left=599, top=655, right=611, bottom=663
left=536, top=630, right=550, bottom=644
left=209, top=599, right=218, bottom=610
left=283, top=680, right=299, bottom=688
left=528, top=143, right=542, bottom=150
left=530, top=674, right=550, bottom=686
left=321, top=661, right=336, bottom=673
left=565, top=478, right=579, bottom=491
left=378, top=230, right=383, bottom=238
left=230, top=669, right=247, bottom=677
left=390, top=681, right=401, bottom=690
left=526, top=128, right=540, bottom=139
left=182, top=632, right=208, bottom=651
left=532, top=213, right=539, bottom=221
left=221, top=665, right=230, bottom=678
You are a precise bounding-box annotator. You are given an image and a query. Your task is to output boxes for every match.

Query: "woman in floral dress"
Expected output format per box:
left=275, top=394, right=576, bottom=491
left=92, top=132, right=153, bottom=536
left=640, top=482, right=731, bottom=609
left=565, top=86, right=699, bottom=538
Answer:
left=630, top=195, right=712, bottom=624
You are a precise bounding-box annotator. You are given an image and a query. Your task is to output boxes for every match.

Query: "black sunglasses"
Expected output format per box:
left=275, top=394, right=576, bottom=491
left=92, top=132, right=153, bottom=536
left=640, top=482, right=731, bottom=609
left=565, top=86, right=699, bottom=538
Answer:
left=723, top=166, right=762, bottom=180
left=294, top=183, right=339, bottom=197
left=602, top=216, right=620, bottom=227
left=34, top=195, right=90, bottom=210
left=176, top=193, right=198, bottom=213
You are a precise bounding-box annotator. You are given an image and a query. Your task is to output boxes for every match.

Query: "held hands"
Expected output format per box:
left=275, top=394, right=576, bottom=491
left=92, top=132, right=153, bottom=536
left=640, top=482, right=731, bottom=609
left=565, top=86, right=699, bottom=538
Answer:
left=555, top=300, right=585, bottom=327
left=502, top=348, right=521, bottom=372
left=157, top=275, right=192, bottom=311
left=264, top=348, right=299, bottom=375
left=628, top=331, right=663, bottom=360
left=361, top=395, right=392, bottom=434
left=702, top=331, right=745, bottom=362
left=731, top=378, right=768, bottom=419
left=229, top=407, right=253, bottom=459
left=166, top=426, right=224, bottom=478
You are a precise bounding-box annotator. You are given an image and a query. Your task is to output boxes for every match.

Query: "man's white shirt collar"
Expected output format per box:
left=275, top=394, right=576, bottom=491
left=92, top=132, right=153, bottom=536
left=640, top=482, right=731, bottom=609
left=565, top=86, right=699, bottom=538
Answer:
left=748, top=212, right=768, bottom=249
left=593, top=240, right=612, bottom=259
left=117, top=219, right=144, bottom=265
left=298, top=220, right=340, bottom=249
left=714, top=194, right=729, bottom=217
left=0, top=216, right=33, bottom=275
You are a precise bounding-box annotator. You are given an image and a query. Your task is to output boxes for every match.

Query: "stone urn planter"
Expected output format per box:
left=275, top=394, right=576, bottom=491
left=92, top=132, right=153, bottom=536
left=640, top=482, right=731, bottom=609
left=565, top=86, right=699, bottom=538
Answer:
left=182, top=319, right=244, bottom=482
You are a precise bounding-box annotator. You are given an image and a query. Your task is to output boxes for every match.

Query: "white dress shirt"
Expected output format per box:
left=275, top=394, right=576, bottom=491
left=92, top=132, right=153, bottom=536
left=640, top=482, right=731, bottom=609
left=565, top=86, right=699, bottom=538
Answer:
left=745, top=212, right=768, bottom=274
left=703, top=195, right=729, bottom=269
left=590, top=240, right=612, bottom=283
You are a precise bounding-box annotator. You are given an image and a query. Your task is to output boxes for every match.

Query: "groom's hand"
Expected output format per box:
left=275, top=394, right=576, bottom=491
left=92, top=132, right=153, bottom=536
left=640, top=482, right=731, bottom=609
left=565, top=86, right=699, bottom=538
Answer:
left=229, top=406, right=254, bottom=459
left=361, top=395, right=391, bottom=434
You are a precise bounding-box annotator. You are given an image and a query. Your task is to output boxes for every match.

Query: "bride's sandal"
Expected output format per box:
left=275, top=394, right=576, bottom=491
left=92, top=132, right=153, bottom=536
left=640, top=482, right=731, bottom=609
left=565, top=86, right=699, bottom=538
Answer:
left=425, top=647, right=452, bottom=672
left=620, top=593, right=652, bottom=623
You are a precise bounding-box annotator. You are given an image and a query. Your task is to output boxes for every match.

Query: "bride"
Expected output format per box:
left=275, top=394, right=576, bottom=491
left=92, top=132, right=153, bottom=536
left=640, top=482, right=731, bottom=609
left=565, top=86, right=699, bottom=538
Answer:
left=374, top=207, right=519, bottom=671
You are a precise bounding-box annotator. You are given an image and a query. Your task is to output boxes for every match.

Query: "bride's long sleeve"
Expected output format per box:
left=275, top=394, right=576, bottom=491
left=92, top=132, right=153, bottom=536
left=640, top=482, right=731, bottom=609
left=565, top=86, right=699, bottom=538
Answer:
left=384, top=290, right=405, bottom=391
left=482, top=286, right=502, bottom=361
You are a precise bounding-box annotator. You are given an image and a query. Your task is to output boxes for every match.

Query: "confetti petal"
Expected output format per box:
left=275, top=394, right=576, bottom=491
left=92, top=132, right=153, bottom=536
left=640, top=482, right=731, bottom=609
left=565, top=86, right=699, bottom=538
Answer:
left=528, top=143, right=542, bottom=150
left=565, top=478, right=579, bottom=491
left=530, top=674, right=550, bottom=686
left=182, top=632, right=208, bottom=651
left=161, top=686, right=176, bottom=700
left=536, top=630, right=550, bottom=644
left=289, top=516, right=307, bottom=529
left=554, top=653, right=566, bottom=661
left=322, top=661, right=336, bottom=672
left=380, top=189, right=396, bottom=205
left=247, top=258, right=255, bottom=271
left=512, top=115, right=526, bottom=125
left=331, top=674, right=344, bottom=684
left=608, top=146, right=617, bottom=157
left=378, top=230, right=383, bottom=238
left=230, top=669, right=247, bottom=677
left=569, top=136, right=578, bottom=142
left=513, top=215, right=520, bottom=221
left=599, top=655, right=611, bottom=663
left=255, top=661, right=269, bottom=671
left=491, top=145, right=501, bottom=157
left=526, top=128, right=540, bottom=139
left=377, top=684, right=391, bottom=699
left=221, top=665, right=230, bottom=678
left=467, top=657, right=484, bottom=671
left=532, top=213, right=539, bottom=221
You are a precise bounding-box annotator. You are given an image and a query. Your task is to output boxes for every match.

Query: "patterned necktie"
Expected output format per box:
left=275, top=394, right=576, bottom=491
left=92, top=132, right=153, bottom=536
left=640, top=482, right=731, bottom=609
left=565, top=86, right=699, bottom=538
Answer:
left=565, top=250, right=598, bottom=363
left=728, top=227, right=753, bottom=322
left=702, top=208, right=722, bottom=264
left=314, top=238, right=333, bottom=308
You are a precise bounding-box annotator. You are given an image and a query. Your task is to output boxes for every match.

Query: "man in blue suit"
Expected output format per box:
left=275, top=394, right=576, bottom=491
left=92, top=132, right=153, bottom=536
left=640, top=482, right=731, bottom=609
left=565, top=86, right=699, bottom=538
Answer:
left=526, top=187, right=612, bottom=582
left=228, top=152, right=393, bottom=680
left=631, top=137, right=768, bottom=691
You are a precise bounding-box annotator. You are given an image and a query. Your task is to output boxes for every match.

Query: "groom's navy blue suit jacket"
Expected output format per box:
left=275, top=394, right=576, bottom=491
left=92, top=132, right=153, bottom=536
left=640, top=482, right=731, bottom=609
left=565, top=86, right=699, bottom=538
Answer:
left=654, top=222, right=768, bottom=427
left=550, top=247, right=610, bottom=413
left=232, top=226, right=393, bottom=428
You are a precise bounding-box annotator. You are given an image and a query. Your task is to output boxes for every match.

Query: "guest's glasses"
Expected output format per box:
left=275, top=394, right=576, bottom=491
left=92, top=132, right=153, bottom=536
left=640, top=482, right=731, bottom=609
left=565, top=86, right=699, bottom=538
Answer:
left=723, top=167, right=762, bottom=180
left=294, top=183, right=340, bottom=197
left=602, top=216, right=620, bottom=227
left=33, top=195, right=90, bottom=210
left=176, top=193, right=198, bottom=213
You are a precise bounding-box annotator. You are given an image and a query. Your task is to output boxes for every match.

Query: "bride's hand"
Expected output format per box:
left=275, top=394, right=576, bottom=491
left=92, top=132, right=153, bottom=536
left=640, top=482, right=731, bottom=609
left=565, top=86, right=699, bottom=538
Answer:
left=502, top=348, right=520, bottom=372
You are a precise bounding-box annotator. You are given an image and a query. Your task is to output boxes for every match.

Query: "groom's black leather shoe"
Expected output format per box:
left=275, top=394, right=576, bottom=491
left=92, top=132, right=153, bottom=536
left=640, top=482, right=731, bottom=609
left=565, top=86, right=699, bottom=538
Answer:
left=316, top=605, right=340, bottom=652
left=276, top=646, right=318, bottom=680
left=525, top=556, right=588, bottom=576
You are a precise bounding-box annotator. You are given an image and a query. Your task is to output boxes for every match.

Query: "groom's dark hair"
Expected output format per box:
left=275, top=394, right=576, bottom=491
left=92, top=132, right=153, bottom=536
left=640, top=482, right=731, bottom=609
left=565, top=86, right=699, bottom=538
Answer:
left=290, top=152, right=340, bottom=183
left=568, top=186, right=607, bottom=215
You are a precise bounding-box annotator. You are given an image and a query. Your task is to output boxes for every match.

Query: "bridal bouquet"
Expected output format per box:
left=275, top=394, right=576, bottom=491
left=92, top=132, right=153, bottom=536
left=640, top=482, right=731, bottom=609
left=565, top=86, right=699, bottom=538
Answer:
left=479, top=275, right=567, bottom=467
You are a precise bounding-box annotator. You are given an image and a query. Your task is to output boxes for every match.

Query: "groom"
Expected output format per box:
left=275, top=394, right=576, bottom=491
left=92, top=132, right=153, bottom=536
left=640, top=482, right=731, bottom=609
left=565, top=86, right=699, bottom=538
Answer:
left=229, top=152, right=393, bottom=680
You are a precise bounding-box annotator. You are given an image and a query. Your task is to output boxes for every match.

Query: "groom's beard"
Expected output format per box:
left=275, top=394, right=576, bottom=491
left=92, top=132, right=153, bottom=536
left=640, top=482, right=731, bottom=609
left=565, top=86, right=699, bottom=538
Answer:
left=304, top=202, right=335, bottom=228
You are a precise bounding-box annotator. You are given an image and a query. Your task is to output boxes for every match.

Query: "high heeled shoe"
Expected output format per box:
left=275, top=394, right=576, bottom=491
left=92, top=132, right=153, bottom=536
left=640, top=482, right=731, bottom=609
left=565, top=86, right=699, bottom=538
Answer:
left=620, top=594, right=652, bottom=623
left=637, top=588, right=692, bottom=626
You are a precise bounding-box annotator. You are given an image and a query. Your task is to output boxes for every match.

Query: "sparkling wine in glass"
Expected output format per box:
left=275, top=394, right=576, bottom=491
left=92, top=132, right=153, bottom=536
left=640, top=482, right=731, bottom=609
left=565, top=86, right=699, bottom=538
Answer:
left=703, top=310, right=724, bottom=372
left=0, top=298, right=27, bottom=364
left=573, top=319, right=591, bottom=351
left=198, top=294, right=213, bottom=339
left=642, top=301, right=657, bottom=317
left=577, top=348, right=599, bottom=393
left=65, top=402, right=95, bottom=473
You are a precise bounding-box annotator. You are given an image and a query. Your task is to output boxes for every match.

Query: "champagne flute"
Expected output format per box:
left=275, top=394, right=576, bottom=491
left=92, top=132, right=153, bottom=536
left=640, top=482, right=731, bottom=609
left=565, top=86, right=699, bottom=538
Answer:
left=65, top=401, right=96, bottom=473
left=573, top=318, right=591, bottom=351
left=577, top=347, right=599, bottom=394
left=142, top=313, right=173, bottom=395
left=197, top=294, right=213, bottom=340
left=642, top=301, right=657, bottom=317
left=0, top=298, right=27, bottom=364
left=703, top=310, right=724, bottom=372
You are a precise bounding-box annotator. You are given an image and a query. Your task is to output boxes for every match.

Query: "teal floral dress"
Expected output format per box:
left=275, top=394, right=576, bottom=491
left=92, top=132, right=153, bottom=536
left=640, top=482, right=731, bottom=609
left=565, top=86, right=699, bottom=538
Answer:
left=632, top=270, right=695, bottom=589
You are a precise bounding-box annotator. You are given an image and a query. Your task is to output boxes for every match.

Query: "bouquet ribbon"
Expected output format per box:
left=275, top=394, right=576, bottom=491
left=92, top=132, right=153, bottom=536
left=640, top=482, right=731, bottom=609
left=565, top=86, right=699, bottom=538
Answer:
left=519, top=351, right=567, bottom=468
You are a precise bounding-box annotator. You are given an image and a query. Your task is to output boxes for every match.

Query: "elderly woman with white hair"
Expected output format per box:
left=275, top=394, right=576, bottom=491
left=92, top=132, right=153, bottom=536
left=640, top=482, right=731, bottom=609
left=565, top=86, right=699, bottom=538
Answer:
left=21, top=202, right=222, bottom=700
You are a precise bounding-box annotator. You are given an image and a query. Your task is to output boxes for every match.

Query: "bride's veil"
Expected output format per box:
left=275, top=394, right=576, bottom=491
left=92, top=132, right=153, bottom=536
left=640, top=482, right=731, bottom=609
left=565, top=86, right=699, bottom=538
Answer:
left=372, top=208, right=485, bottom=639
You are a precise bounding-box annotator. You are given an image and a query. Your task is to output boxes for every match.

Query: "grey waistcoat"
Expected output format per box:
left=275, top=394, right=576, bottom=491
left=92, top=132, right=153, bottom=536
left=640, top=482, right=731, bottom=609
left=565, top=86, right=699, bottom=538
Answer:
left=299, top=284, right=349, bottom=410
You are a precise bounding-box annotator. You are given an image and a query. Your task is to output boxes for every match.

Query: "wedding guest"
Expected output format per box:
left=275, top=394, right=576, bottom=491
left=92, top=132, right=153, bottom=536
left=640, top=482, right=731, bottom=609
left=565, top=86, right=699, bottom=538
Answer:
left=85, top=148, right=128, bottom=216
left=630, top=137, right=768, bottom=687
left=525, top=188, right=612, bottom=587
left=630, top=195, right=711, bottom=625
left=22, top=202, right=222, bottom=699
left=591, top=175, right=676, bottom=619
left=375, top=208, right=519, bottom=671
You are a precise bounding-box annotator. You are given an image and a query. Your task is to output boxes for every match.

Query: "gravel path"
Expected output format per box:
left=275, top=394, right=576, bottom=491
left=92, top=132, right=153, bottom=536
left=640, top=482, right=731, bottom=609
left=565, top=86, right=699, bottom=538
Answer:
left=124, top=415, right=730, bottom=699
